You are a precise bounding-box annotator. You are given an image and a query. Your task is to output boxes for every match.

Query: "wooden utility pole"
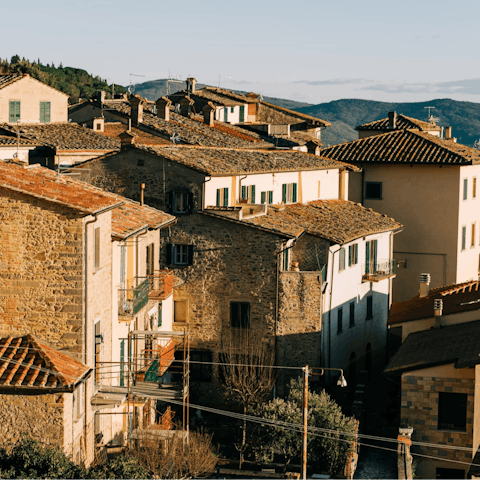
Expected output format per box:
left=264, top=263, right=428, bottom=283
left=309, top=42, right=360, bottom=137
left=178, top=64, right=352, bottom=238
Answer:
left=302, top=365, right=309, bottom=480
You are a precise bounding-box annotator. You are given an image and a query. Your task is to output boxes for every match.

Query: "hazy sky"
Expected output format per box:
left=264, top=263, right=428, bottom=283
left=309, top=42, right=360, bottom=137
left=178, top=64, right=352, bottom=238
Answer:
left=3, top=0, right=480, bottom=103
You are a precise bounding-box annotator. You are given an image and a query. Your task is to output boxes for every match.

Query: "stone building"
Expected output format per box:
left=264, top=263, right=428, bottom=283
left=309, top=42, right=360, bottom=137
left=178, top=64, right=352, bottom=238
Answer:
left=0, top=162, right=176, bottom=464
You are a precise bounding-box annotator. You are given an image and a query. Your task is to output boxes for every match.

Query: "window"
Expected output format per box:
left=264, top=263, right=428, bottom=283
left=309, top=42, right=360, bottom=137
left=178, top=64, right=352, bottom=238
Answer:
left=365, top=182, right=382, bottom=199
left=167, top=244, right=193, bottom=266
left=230, top=107, right=234, bottom=113
left=365, top=239, right=378, bottom=274
left=94, top=320, right=102, bottom=383
left=216, top=187, right=229, bottom=206
left=260, top=191, right=273, bottom=205
left=463, top=178, right=468, bottom=200
left=282, top=248, right=290, bottom=271
left=282, top=183, right=298, bottom=203
left=73, top=382, right=85, bottom=420
left=40, top=101, right=51, bottom=123
left=339, top=248, right=346, bottom=271
left=224, top=107, right=228, bottom=122
left=348, top=244, right=358, bottom=266
left=96, top=123, right=101, bottom=130
left=366, top=295, right=373, bottom=320
left=349, top=302, right=355, bottom=327
left=174, top=300, right=188, bottom=323
left=230, top=301, right=250, bottom=329
left=239, top=105, right=245, bottom=123
left=94, top=227, right=100, bottom=270
left=146, top=243, right=155, bottom=276
left=472, top=223, right=476, bottom=248
left=241, top=185, right=256, bottom=203
left=9, top=100, right=20, bottom=123
left=168, top=191, right=193, bottom=214
left=474, top=177, right=477, bottom=198
left=462, top=226, right=466, bottom=251
left=438, top=392, right=467, bottom=431
left=337, top=308, right=343, bottom=334
left=120, top=340, right=125, bottom=386
left=191, top=350, right=213, bottom=382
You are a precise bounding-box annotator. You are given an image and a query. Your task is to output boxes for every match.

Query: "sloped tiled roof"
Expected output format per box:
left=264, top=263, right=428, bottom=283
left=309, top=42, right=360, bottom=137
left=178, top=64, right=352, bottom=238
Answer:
left=356, top=114, right=441, bottom=132
left=0, top=123, right=119, bottom=151
left=0, top=135, right=39, bottom=146
left=384, top=320, right=480, bottom=374
left=141, top=144, right=351, bottom=176
left=0, top=74, right=24, bottom=90
left=100, top=123, right=169, bottom=146
left=0, top=334, right=90, bottom=389
left=322, top=129, right=480, bottom=165
left=111, top=200, right=176, bottom=240
left=389, top=280, right=480, bottom=325
left=207, top=200, right=402, bottom=244
left=0, top=163, right=123, bottom=214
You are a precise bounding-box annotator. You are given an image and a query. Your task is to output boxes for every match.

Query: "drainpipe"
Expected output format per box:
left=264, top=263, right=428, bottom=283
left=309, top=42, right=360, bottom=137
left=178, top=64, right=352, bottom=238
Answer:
left=238, top=175, right=247, bottom=204
left=202, top=176, right=212, bottom=210
left=326, top=244, right=341, bottom=384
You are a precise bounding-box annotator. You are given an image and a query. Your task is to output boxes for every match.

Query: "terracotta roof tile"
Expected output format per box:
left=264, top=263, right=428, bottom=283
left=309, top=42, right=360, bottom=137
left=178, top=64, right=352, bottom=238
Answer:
left=0, top=334, right=90, bottom=389
left=0, top=74, right=24, bottom=90
left=141, top=144, right=350, bottom=176
left=389, top=280, right=480, bottom=325
left=207, top=200, right=402, bottom=244
left=100, top=123, right=169, bottom=146
left=322, top=129, right=480, bottom=165
left=384, top=320, right=480, bottom=374
left=356, top=114, right=441, bottom=132
left=0, top=135, right=39, bottom=146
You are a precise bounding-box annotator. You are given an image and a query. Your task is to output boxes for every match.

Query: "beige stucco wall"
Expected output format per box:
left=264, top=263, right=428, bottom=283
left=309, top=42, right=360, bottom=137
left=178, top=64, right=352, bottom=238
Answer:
left=0, top=76, right=68, bottom=123
left=356, top=163, right=460, bottom=302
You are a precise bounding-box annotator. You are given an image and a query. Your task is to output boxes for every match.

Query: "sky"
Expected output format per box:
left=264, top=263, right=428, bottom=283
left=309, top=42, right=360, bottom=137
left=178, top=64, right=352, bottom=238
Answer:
left=3, top=0, right=480, bottom=104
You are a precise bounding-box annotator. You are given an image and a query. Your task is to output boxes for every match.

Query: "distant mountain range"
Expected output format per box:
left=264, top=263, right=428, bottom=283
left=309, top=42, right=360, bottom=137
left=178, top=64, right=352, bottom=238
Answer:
left=294, top=98, right=480, bottom=147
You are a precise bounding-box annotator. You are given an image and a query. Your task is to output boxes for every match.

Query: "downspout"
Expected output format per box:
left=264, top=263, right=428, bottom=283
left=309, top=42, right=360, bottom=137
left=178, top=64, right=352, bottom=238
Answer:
left=202, top=176, right=212, bottom=210
left=360, top=163, right=365, bottom=205
left=326, top=244, right=341, bottom=384
left=238, top=175, right=247, bottom=203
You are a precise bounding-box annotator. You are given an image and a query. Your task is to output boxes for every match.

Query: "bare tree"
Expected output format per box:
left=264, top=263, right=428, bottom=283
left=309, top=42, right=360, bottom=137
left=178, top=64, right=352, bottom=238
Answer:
left=131, top=428, right=218, bottom=479
left=214, top=330, right=277, bottom=467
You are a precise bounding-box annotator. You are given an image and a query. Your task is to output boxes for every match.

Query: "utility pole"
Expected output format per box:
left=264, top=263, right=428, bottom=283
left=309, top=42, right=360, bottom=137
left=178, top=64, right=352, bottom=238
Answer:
left=302, top=365, right=309, bottom=480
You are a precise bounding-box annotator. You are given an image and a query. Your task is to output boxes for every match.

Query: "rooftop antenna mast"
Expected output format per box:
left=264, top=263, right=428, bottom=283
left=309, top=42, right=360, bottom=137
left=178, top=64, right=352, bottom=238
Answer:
left=424, top=106, right=435, bottom=122
left=129, top=73, right=145, bottom=94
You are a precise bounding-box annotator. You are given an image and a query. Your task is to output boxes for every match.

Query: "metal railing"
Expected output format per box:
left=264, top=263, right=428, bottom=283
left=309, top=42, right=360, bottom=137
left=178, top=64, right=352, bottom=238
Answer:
left=146, top=270, right=174, bottom=300
left=118, top=277, right=150, bottom=318
left=362, top=260, right=396, bottom=282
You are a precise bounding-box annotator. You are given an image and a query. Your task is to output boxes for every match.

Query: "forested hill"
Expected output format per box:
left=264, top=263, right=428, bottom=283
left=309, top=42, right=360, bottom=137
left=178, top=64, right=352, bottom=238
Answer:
left=0, top=56, right=127, bottom=104
left=295, top=98, right=480, bottom=147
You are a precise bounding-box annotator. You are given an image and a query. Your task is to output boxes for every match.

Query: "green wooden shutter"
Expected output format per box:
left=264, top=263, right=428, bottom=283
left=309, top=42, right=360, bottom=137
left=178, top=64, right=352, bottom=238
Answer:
left=269, top=191, right=273, bottom=204
left=224, top=107, right=228, bottom=122
left=9, top=101, right=20, bottom=123
left=251, top=185, right=256, bottom=203
left=223, top=187, right=229, bottom=206
left=120, top=340, right=125, bottom=386
left=292, top=183, right=297, bottom=202
left=373, top=240, right=378, bottom=273
left=354, top=244, right=358, bottom=264
left=239, top=105, right=245, bottom=122
left=282, top=184, right=287, bottom=203
left=348, top=246, right=352, bottom=267
left=158, top=306, right=162, bottom=327
left=216, top=189, right=221, bottom=206
left=241, top=185, right=247, bottom=199
left=261, top=192, right=266, bottom=204
left=365, top=241, right=370, bottom=274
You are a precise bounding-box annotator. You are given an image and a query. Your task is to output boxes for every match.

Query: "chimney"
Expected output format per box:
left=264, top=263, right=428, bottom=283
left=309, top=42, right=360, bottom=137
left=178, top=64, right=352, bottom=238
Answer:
left=434, top=298, right=443, bottom=328
left=202, top=101, right=216, bottom=126
left=119, top=130, right=135, bottom=149
left=156, top=97, right=172, bottom=121
left=93, top=117, right=104, bottom=133
left=96, top=90, right=106, bottom=106
left=186, top=77, right=197, bottom=95
left=140, top=183, right=145, bottom=206
left=388, top=111, right=397, bottom=129
left=445, top=126, right=452, bottom=139
left=419, top=273, right=431, bottom=298
left=129, top=94, right=145, bottom=127
left=179, top=96, right=194, bottom=117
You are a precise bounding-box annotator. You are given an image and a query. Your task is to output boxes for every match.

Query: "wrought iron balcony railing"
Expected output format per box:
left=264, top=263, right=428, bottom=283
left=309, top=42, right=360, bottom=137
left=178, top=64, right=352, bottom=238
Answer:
left=362, top=260, right=396, bottom=282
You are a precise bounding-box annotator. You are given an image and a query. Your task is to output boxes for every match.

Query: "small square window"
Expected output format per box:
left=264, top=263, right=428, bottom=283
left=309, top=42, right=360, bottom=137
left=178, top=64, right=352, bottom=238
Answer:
left=438, top=392, right=467, bottom=431
left=167, top=244, right=193, bottom=266
left=365, top=182, right=382, bottom=200
left=339, top=248, right=346, bottom=271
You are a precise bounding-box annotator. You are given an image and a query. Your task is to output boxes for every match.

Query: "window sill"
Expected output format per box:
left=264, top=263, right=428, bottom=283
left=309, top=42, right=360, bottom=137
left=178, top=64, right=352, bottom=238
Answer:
left=173, top=321, right=188, bottom=326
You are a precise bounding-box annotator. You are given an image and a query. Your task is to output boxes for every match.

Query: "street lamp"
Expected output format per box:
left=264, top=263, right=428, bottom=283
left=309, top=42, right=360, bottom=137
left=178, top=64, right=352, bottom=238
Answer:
left=302, top=366, right=347, bottom=480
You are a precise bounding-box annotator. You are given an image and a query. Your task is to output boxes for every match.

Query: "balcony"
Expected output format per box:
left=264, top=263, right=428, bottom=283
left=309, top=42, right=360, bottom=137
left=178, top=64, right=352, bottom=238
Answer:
left=147, top=270, right=174, bottom=300
left=362, top=260, right=396, bottom=282
left=118, top=277, right=150, bottom=319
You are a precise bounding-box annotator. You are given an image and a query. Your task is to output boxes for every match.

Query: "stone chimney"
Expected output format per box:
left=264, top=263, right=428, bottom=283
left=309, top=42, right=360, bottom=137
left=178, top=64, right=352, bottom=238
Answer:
left=96, top=90, right=106, bottom=106
left=156, top=97, right=172, bottom=121
left=92, top=117, right=104, bottom=133
left=186, top=77, right=197, bottom=95
left=388, top=111, right=397, bottom=129
left=445, top=126, right=452, bottom=139
left=419, top=273, right=431, bottom=298
left=306, top=140, right=321, bottom=156
left=202, top=102, right=216, bottom=126
left=179, top=96, right=194, bottom=117
left=119, top=130, right=135, bottom=149
left=129, top=95, right=145, bottom=126
left=434, top=298, right=443, bottom=328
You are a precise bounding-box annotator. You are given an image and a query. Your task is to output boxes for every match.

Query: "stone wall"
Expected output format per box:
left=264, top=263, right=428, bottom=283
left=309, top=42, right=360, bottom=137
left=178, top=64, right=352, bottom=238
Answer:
left=0, top=391, right=64, bottom=447
left=401, top=374, right=474, bottom=466
left=0, top=188, right=85, bottom=358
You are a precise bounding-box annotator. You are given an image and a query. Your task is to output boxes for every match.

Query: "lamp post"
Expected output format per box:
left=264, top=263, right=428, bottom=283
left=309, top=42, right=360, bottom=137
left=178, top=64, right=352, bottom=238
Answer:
left=302, top=366, right=347, bottom=480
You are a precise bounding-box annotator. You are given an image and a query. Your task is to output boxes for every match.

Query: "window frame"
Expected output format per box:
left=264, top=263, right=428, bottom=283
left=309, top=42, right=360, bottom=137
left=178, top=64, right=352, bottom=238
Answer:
left=260, top=190, right=274, bottom=205
left=472, top=223, right=476, bottom=249
left=40, top=101, right=51, bottom=123
left=216, top=187, right=229, bottom=207
left=241, top=185, right=256, bottom=204
left=282, top=183, right=298, bottom=204
left=9, top=100, right=20, bottom=123
left=463, top=178, right=468, bottom=201
left=174, top=299, right=188, bottom=323
left=167, top=244, right=194, bottom=266
left=461, top=225, right=467, bottom=251
left=364, top=181, right=383, bottom=200
left=438, top=392, right=467, bottom=431
left=348, top=244, right=358, bottom=266
left=339, top=248, right=346, bottom=271
left=230, top=301, right=250, bottom=329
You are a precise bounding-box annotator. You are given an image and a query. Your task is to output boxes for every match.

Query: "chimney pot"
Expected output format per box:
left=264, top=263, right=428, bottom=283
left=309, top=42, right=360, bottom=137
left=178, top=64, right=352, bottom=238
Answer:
left=186, top=77, right=197, bottom=95
left=140, top=183, right=145, bottom=206
left=434, top=298, right=443, bottom=328
left=156, top=97, right=172, bottom=121
left=445, top=126, right=452, bottom=139
left=419, top=273, right=431, bottom=298
left=129, top=94, right=145, bottom=126
left=388, top=111, right=397, bottom=129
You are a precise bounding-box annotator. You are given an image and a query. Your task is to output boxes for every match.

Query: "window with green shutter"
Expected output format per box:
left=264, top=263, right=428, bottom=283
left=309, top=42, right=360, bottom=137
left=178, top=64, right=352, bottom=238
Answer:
left=239, top=105, right=245, bottom=122
left=9, top=101, right=20, bottom=123
left=40, top=101, right=51, bottom=123
left=268, top=191, right=273, bottom=204
left=281, top=183, right=298, bottom=203
left=261, top=192, right=266, bottom=204
left=223, top=187, right=229, bottom=206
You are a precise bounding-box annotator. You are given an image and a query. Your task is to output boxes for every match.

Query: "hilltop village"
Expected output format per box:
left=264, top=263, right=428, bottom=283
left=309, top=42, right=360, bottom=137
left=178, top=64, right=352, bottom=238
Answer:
left=1, top=73, right=480, bottom=479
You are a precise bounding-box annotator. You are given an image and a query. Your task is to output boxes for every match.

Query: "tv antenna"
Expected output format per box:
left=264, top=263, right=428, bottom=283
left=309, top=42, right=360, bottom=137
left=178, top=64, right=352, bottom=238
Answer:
left=424, top=106, right=435, bottom=121
left=170, top=132, right=181, bottom=144
left=129, top=73, right=145, bottom=94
